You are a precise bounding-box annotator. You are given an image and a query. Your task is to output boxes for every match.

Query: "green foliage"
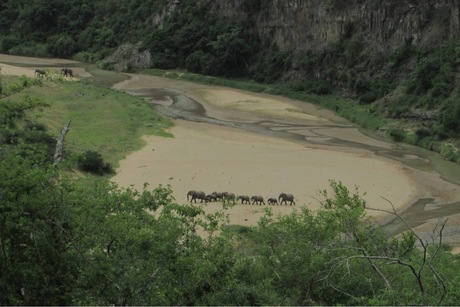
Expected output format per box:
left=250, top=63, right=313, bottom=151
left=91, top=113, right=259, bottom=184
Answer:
left=2, top=2, right=460, bottom=304
left=1, top=0, right=459, bottom=156
left=1, top=126, right=459, bottom=306
left=287, top=79, right=333, bottom=95
left=249, top=48, right=292, bottom=83
left=0, top=94, right=47, bottom=127
left=440, top=91, right=460, bottom=137
left=359, top=90, right=378, bottom=104
left=185, top=50, right=218, bottom=75
left=440, top=144, right=459, bottom=163
left=388, top=128, right=406, bottom=142
left=3, top=79, right=173, bottom=166
left=389, top=37, right=415, bottom=70
left=77, top=150, right=114, bottom=175
left=1, top=76, right=43, bottom=98
left=47, top=34, right=77, bottom=58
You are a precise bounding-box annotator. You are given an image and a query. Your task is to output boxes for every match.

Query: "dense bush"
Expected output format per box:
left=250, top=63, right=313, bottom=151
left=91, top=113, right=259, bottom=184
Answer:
left=388, top=128, right=406, bottom=142
left=77, top=150, right=113, bottom=175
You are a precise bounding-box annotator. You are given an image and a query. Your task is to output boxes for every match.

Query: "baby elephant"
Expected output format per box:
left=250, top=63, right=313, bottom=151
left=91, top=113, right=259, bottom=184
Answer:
left=34, top=69, right=46, bottom=77
left=251, top=195, right=265, bottom=205
left=205, top=194, right=217, bottom=203
left=267, top=198, right=278, bottom=205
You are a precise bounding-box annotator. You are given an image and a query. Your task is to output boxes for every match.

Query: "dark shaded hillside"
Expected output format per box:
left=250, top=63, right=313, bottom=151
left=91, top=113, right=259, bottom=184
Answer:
left=1, top=0, right=459, bottom=161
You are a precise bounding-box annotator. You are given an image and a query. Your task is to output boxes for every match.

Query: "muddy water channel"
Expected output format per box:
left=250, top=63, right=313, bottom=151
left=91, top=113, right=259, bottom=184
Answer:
left=121, top=85, right=460, bottom=238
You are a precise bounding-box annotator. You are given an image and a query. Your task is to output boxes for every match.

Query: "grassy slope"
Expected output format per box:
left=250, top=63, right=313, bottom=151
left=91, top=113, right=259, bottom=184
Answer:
left=16, top=77, right=173, bottom=167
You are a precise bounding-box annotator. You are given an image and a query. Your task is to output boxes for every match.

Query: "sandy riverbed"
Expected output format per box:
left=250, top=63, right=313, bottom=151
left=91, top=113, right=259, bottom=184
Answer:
left=111, top=73, right=460, bottom=228
left=2, top=54, right=460, bottom=236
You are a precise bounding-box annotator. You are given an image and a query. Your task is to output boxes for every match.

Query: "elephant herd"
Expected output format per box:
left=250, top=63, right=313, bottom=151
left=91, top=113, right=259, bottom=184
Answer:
left=186, top=190, right=296, bottom=206
left=33, top=68, right=73, bottom=78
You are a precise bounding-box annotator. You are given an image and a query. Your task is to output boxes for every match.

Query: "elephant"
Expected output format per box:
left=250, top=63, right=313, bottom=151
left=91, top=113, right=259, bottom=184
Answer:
left=187, top=190, right=206, bottom=203
left=237, top=195, right=250, bottom=205
left=34, top=69, right=46, bottom=77
left=222, top=192, right=236, bottom=203
left=251, top=195, right=265, bottom=205
left=279, top=193, right=296, bottom=205
left=61, top=68, right=73, bottom=77
left=212, top=191, right=224, bottom=201
left=205, top=194, right=217, bottom=203
left=267, top=197, right=278, bottom=205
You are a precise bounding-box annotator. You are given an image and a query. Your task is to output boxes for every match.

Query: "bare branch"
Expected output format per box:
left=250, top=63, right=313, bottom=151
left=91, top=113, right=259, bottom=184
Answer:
left=369, top=197, right=427, bottom=250
left=429, top=218, right=448, bottom=305
left=53, top=120, right=71, bottom=167
left=330, top=285, right=353, bottom=298
left=361, top=250, right=392, bottom=290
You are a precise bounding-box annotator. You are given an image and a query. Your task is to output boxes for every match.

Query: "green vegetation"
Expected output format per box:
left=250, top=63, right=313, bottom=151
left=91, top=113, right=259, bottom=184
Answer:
left=77, top=150, right=114, bottom=175
left=0, top=0, right=459, bottom=164
left=1, top=2, right=460, bottom=303
left=3, top=76, right=173, bottom=167
left=1, top=74, right=460, bottom=306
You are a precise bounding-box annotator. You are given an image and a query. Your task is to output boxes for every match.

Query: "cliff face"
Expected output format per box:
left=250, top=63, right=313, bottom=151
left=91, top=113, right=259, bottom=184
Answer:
left=209, top=0, right=460, bottom=54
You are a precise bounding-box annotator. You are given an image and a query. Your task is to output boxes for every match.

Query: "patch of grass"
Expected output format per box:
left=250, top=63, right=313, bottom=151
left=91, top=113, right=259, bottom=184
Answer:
left=86, top=66, right=130, bottom=87
left=12, top=79, right=173, bottom=167
left=221, top=224, right=252, bottom=235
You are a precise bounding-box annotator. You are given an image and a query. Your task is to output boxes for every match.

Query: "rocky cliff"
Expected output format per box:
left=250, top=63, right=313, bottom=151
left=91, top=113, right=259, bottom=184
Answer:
left=208, top=0, right=460, bottom=54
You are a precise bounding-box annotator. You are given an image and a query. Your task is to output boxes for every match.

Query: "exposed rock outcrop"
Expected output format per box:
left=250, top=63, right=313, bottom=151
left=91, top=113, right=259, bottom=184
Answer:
left=209, top=0, right=460, bottom=54
left=101, top=43, right=151, bottom=72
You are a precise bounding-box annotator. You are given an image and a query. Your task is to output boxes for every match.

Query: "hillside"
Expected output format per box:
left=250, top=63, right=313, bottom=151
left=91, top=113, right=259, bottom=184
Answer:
left=0, top=0, right=459, bottom=161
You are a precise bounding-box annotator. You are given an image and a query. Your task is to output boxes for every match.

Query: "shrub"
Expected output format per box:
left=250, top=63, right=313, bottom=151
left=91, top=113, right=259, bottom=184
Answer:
left=415, top=128, right=432, bottom=143
left=388, top=128, right=406, bottom=142
left=440, top=144, right=459, bottom=163
left=25, top=122, right=47, bottom=132
left=359, top=91, right=378, bottom=104
left=77, top=150, right=113, bottom=175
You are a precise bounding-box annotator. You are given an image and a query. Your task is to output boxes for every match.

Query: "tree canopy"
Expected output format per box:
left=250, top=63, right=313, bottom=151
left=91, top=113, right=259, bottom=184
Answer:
left=1, top=78, right=460, bottom=305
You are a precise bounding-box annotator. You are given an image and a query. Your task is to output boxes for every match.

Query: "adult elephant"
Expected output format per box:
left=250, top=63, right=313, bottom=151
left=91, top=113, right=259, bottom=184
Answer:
left=279, top=193, right=296, bottom=205
left=212, top=191, right=224, bottom=201
left=61, top=68, right=73, bottom=77
left=251, top=195, right=265, bottom=205
left=187, top=190, right=206, bottom=203
left=223, top=192, right=236, bottom=203
left=237, top=195, right=250, bottom=205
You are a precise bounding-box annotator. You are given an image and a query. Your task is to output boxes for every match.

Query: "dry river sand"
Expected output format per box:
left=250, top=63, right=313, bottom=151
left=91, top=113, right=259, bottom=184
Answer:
left=2, top=54, right=460, bottom=248
left=110, top=73, right=460, bottom=229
